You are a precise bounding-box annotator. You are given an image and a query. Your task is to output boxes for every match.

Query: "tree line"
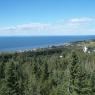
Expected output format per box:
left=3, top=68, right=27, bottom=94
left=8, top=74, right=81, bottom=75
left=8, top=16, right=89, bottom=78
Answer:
left=0, top=46, right=95, bottom=95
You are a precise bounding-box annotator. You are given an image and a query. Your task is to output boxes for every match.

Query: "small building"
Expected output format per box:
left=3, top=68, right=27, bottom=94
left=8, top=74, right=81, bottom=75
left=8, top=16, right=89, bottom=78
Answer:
left=59, top=55, right=63, bottom=58
left=83, top=46, right=95, bottom=54
left=83, top=46, right=88, bottom=53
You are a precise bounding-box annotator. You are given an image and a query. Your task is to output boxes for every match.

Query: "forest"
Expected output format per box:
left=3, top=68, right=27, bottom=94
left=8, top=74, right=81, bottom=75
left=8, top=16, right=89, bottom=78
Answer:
left=0, top=41, right=95, bottom=95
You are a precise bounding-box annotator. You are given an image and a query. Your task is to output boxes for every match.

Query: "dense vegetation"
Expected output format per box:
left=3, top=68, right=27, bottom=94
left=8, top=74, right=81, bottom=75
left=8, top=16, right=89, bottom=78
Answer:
left=0, top=41, right=95, bottom=95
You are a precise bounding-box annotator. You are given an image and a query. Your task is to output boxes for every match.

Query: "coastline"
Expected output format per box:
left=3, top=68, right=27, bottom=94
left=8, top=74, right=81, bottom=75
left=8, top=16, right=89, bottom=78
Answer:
left=0, top=36, right=95, bottom=53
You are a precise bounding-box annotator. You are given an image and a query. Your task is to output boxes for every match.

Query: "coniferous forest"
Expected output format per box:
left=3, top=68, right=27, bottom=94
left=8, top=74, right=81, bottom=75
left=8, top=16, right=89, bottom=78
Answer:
left=0, top=41, right=95, bottom=95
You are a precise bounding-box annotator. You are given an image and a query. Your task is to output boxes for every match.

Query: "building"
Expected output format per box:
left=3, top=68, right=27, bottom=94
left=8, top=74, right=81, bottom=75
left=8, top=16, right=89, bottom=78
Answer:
left=83, top=46, right=88, bottom=53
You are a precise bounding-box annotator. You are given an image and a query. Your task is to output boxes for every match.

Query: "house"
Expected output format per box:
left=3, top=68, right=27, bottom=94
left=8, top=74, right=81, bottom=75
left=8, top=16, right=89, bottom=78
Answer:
left=59, top=55, right=63, bottom=58
left=83, top=46, right=95, bottom=53
left=83, top=46, right=88, bottom=53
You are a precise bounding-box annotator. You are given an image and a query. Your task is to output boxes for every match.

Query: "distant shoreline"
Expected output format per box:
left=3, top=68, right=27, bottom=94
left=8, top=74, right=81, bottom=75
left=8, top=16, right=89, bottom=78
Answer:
left=0, top=42, right=70, bottom=53
left=0, top=39, right=94, bottom=54
left=0, top=36, right=95, bottom=53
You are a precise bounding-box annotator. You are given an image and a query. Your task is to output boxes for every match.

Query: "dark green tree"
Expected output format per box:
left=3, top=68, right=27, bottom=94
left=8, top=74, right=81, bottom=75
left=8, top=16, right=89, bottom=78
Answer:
left=69, top=52, right=80, bottom=94
left=0, top=62, right=5, bottom=79
left=91, top=71, right=95, bottom=94
left=6, top=62, right=20, bottom=95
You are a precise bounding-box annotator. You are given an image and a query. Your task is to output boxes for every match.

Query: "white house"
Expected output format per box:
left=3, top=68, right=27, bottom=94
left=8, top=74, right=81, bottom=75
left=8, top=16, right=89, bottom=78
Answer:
left=59, top=55, right=63, bottom=58
left=83, top=46, right=88, bottom=53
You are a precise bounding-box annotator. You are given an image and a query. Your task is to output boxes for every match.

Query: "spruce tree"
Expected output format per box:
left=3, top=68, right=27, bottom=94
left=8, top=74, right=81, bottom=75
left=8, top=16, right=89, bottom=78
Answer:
left=0, top=62, right=5, bottom=79
left=6, top=62, right=20, bottom=95
left=75, top=68, right=90, bottom=95
left=69, top=51, right=80, bottom=94
left=91, top=71, right=95, bottom=94
left=70, top=52, right=92, bottom=95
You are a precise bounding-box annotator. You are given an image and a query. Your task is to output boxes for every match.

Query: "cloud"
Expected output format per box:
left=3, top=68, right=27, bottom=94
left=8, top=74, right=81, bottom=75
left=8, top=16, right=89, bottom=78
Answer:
left=16, top=23, right=50, bottom=30
left=0, top=17, right=95, bottom=36
left=68, top=18, right=94, bottom=23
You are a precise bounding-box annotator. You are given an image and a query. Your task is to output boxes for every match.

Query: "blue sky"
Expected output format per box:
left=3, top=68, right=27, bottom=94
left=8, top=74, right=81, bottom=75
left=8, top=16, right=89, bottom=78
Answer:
left=0, top=0, right=95, bottom=36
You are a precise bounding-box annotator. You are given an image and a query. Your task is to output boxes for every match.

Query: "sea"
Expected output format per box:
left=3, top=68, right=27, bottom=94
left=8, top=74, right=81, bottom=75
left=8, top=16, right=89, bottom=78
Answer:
left=0, top=36, right=95, bottom=52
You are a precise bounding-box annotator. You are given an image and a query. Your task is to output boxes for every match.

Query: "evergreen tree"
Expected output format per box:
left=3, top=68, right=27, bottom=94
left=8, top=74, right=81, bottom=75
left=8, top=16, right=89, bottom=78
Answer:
left=70, top=52, right=92, bottom=95
left=91, top=71, right=95, bottom=94
left=6, top=62, right=20, bottom=95
left=0, top=62, right=5, bottom=79
left=75, top=68, right=91, bottom=95
left=69, top=52, right=80, bottom=94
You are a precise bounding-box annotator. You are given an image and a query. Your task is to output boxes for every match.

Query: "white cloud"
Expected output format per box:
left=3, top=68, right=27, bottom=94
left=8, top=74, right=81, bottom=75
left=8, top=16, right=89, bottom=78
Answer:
left=16, top=23, right=49, bottom=30
left=69, top=18, right=94, bottom=23
left=0, top=17, right=95, bottom=36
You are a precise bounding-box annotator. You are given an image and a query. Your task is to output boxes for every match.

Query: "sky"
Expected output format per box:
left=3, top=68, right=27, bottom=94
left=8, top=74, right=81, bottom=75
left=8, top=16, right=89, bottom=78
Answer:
left=0, top=0, right=95, bottom=36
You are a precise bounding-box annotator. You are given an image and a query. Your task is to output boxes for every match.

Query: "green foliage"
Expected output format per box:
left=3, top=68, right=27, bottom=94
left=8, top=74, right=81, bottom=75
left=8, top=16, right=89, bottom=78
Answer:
left=0, top=62, right=5, bottom=79
left=6, top=62, right=20, bottom=95
left=0, top=45, right=95, bottom=95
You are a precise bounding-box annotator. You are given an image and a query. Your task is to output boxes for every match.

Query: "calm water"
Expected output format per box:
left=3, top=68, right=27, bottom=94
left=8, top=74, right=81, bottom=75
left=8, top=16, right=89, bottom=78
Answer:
left=0, top=36, right=95, bottom=52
